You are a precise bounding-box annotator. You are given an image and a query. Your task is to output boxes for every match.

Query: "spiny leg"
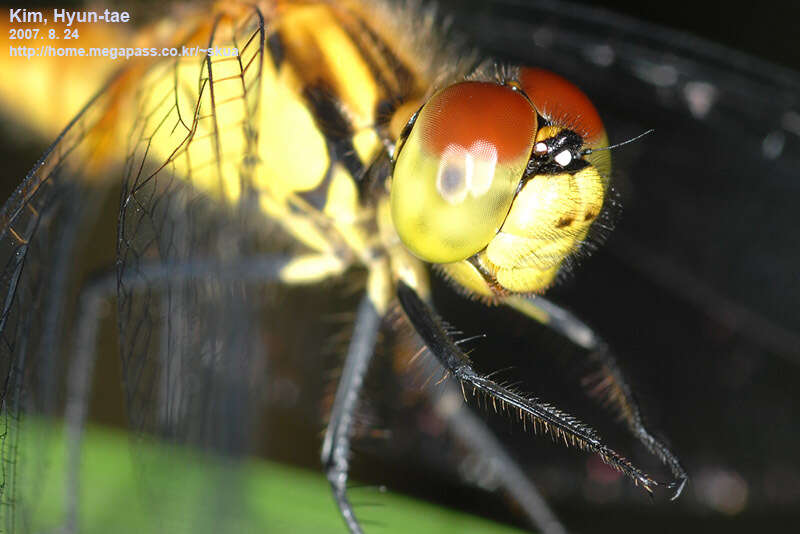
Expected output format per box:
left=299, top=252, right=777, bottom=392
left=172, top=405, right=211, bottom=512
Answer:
left=505, top=295, right=688, bottom=498
left=397, top=281, right=658, bottom=494
left=63, top=254, right=292, bottom=534
left=419, top=353, right=568, bottom=534
left=321, top=295, right=381, bottom=534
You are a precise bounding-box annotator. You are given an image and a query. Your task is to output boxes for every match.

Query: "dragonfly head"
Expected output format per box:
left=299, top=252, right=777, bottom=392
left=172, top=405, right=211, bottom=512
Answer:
left=390, top=68, right=611, bottom=296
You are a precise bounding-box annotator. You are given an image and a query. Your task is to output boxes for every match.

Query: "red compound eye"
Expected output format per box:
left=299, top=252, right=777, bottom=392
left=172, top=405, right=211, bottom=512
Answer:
left=419, top=81, right=537, bottom=163
left=519, top=68, right=605, bottom=145
left=391, top=81, right=537, bottom=263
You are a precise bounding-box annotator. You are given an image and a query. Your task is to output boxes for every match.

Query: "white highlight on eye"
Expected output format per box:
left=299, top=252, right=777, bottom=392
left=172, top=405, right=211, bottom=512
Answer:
left=534, top=141, right=548, bottom=154
left=436, top=141, right=498, bottom=205
left=468, top=140, right=498, bottom=195
left=554, top=149, right=572, bottom=167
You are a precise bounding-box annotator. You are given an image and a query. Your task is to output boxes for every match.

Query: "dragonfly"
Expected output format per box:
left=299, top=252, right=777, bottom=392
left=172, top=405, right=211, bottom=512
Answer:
left=0, top=1, right=798, bottom=533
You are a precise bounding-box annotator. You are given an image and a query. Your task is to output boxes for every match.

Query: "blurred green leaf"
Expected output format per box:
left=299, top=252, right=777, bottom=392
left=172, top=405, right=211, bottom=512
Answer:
left=17, top=419, right=528, bottom=533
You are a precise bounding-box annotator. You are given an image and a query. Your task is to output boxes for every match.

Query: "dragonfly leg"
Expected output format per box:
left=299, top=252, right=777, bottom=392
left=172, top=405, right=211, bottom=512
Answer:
left=504, top=295, right=689, bottom=499
left=63, top=254, right=293, bottom=533
left=396, top=281, right=660, bottom=495
left=419, top=353, right=568, bottom=534
left=321, top=295, right=381, bottom=534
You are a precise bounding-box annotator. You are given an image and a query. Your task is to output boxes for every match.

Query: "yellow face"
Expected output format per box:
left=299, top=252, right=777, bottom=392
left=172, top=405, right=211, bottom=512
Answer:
left=391, top=68, right=611, bottom=298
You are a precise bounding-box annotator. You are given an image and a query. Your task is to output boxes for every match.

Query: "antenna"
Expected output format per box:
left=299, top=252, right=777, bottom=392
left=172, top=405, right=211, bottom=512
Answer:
left=582, top=129, right=655, bottom=155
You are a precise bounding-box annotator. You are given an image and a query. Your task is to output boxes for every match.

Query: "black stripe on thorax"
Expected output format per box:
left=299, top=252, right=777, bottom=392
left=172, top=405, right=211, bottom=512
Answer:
left=266, top=29, right=285, bottom=70
left=297, top=84, right=367, bottom=210
left=340, top=17, right=417, bottom=124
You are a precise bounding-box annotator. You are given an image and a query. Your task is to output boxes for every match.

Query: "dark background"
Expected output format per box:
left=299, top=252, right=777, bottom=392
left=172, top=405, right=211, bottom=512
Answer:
left=1, top=1, right=799, bottom=533
left=576, top=0, right=800, bottom=71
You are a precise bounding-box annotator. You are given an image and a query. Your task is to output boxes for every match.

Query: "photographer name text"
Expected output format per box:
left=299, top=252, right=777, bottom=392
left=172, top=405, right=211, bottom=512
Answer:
left=9, top=9, right=131, bottom=26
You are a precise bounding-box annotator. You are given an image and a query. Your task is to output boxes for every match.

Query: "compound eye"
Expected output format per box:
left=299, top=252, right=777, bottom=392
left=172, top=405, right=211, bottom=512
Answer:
left=519, top=68, right=605, bottom=145
left=519, top=68, right=610, bottom=176
left=391, top=82, right=537, bottom=263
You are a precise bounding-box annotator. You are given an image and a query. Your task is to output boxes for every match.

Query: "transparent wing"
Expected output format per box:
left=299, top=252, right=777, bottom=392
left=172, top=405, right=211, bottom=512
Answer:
left=0, top=68, right=127, bottom=529
left=115, top=7, right=271, bottom=530
left=0, top=5, right=274, bottom=532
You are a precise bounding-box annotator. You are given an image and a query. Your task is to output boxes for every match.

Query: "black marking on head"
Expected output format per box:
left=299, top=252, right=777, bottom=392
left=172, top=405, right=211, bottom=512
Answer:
left=525, top=129, right=589, bottom=177
left=395, top=105, right=421, bottom=149
left=556, top=216, right=575, bottom=228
